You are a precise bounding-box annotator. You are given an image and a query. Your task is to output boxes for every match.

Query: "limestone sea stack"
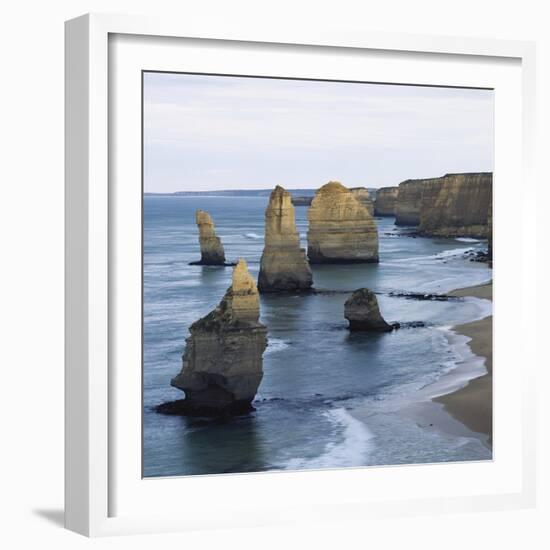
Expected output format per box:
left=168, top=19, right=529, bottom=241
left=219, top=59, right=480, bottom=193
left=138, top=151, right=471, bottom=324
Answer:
left=395, top=179, right=425, bottom=226
left=171, top=259, right=268, bottom=415
left=374, top=186, right=399, bottom=216
left=344, top=288, right=393, bottom=332
left=307, top=181, right=379, bottom=264
left=192, top=210, right=226, bottom=265
left=258, top=186, right=313, bottom=292
left=418, top=173, right=492, bottom=238
left=350, top=187, right=375, bottom=216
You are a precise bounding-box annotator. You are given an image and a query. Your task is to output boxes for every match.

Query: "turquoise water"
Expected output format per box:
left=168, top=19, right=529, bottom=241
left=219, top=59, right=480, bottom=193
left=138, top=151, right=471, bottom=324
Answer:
left=143, top=195, right=492, bottom=477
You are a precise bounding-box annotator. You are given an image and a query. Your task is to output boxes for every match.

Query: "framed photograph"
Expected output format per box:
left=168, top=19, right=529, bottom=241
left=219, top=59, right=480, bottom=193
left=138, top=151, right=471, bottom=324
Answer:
left=65, top=13, right=537, bottom=536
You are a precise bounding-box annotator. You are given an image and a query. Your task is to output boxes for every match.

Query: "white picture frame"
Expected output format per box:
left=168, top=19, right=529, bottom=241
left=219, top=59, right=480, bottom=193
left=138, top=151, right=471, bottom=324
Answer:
left=65, top=13, right=537, bottom=537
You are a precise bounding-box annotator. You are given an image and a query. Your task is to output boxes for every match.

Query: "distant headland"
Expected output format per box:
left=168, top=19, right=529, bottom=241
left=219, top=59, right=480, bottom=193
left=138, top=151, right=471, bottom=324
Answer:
left=144, top=187, right=379, bottom=198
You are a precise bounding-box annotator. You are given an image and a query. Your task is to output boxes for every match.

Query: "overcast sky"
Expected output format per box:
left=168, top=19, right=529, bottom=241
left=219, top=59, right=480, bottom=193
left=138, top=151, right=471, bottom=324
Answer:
left=143, top=72, right=493, bottom=192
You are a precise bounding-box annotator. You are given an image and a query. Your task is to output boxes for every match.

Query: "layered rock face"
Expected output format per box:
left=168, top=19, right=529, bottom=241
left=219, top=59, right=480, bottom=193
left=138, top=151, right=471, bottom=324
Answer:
left=193, top=210, right=226, bottom=265
left=258, top=186, right=313, bottom=292
left=307, top=182, right=379, bottom=264
left=418, top=173, right=492, bottom=238
left=344, top=288, right=393, bottom=332
left=350, top=187, right=375, bottom=216
left=395, top=180, right=425, bottom=225
left=374, top=186, right=399, bottom=216
left=171, top=259, right=268, bottom=415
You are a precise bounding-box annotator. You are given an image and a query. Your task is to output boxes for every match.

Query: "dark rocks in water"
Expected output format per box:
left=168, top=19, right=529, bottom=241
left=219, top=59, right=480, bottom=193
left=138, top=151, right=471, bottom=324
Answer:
left=169, top=259, right=268, bottom=416
left=258, top=186, right=313, bottom=292
left=155, top=399, right=254, bottom=417
left=464, top=249, right=490, bottom=263
left=391, top=321, right=428, bottom=330
left=313, top=288, right=363, bottom=296
left=388, top=291, right=457, bottom=301
left=192, top=210, right=227, bottom=265
left=189, top=260, right=237, bottom=267
left=344, top=288, right=393, bottom=332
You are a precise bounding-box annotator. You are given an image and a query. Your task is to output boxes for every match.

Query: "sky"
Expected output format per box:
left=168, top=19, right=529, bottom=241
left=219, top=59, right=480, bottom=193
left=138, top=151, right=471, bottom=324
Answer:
left=143, top=72, right=494, bottom=192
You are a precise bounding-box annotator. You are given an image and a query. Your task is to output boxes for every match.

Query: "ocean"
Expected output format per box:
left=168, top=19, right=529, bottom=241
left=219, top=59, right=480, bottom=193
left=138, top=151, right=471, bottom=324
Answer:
left=143, top=195, right=492, bottom=477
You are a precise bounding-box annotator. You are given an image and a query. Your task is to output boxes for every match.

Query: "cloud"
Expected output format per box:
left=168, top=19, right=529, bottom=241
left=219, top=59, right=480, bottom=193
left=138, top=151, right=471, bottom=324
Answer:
left=143, top=73, right=493, bottom=192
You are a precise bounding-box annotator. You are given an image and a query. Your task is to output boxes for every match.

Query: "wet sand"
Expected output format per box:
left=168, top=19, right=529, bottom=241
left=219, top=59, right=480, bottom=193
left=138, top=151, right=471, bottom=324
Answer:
left=434, top=282, right=493, bottom=445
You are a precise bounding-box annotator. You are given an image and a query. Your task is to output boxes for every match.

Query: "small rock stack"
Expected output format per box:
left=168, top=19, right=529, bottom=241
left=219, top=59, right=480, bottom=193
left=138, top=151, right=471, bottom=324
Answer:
left=344, top=288, right=393, bottom=332
left=193, top=210, right=226, bottom=265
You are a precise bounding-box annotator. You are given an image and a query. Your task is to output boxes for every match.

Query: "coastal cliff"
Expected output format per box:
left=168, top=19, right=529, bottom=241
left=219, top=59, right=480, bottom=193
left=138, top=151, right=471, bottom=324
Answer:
left=192, top=210, right=226, bottom=265
left=258, top=186, right=313, bottom=292
left=395, top=180, right=425, bottom=226
left=418, top=173, right=492, bottom=238
left=171, top=259, right=268, bottom=415
left=350, top=187, right=375, bottom=216
left=307, top=182, right=379, bottom=264
left=374, top=186, right=399, bottom=216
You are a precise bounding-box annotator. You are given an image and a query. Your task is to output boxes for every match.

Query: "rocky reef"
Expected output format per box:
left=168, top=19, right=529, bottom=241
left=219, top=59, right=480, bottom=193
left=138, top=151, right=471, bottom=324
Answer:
left=374, top=186, right=399, bottom=216
left=170, top=259, right=268, bottom=415
left=344, top=288, right=393, bottom=332
left=417, top=173, right=492, bottom=238
left=350, top=187, right=375, bottom=216
left=190, top=210, right=227, bottom=265
left=307, top=181, right=379, bottom=264
left=395, top=179, right=425, bottom=226
left=258, top=186, right=313, bottom=292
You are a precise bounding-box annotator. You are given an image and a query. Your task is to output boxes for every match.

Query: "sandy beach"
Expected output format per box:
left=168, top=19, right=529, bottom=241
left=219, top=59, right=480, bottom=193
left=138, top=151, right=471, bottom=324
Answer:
left=434, top=281, right=493, bottom=445
left=347, top=279, right=494, bottom=460
left=374, top=280, right=493, bottom=452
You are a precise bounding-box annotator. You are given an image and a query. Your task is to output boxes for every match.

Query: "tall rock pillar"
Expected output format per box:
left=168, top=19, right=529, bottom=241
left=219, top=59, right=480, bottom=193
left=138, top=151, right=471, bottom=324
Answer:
left=258, top=186, right=313, bottom=292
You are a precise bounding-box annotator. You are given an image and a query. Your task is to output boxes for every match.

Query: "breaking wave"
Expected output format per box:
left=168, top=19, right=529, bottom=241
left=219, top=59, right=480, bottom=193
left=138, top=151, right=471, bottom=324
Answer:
left=390, top=246, right=475, bottom=264
left=283, top=408, right=374, bottom=470
left=455, top=237, right=481, bottom=243
left=264, top=338, right=291, bottom=355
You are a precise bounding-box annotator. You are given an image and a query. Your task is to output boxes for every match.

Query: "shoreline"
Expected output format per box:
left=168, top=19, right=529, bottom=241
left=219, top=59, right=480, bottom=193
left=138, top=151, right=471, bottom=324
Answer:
left=433, top=281, right=493, bottom=445
left=405, top=281, right=493, bottom=449
left=349, top=280, right=493, bottom=455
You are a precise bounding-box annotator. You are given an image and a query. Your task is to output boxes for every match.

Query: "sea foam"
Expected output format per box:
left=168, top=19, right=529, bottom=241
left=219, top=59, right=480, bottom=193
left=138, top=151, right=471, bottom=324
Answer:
left=284, top=408, right=374, bottom=470
left=455, top=237, right=482, bottom=243
left=264, top=338, right=291, bottom=355
left=389, top=246, right=476, bottom=264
